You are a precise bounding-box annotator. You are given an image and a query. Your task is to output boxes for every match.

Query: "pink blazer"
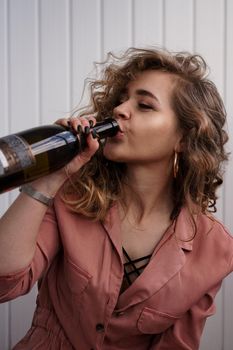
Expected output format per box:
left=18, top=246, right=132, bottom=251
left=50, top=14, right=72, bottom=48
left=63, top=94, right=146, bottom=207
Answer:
left=0, top=195, right=233, bottom=350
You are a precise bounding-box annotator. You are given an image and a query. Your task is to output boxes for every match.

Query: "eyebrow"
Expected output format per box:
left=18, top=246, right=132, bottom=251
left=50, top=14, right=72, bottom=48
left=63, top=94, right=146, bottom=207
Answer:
left=135, top=89, right=160, bottom=105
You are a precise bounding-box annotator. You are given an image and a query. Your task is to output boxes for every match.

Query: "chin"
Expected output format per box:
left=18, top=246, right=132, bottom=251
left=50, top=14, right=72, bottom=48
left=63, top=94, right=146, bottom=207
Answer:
left=104, top=154, right=125, bottom=163
left=103, top=143, right=132, bottom=163
left=103, top=150, right=125, bottom=163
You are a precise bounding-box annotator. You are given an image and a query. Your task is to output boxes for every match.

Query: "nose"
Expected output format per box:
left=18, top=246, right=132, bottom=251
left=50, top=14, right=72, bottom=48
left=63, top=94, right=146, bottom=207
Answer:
left=113, top=101, right=131, bottom=120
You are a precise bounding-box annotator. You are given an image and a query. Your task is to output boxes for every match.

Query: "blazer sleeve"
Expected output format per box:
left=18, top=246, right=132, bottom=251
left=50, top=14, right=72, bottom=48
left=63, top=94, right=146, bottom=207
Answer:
left=149, top=282, right=222, bottom=350
left=0, top=204, right=61, bottom=303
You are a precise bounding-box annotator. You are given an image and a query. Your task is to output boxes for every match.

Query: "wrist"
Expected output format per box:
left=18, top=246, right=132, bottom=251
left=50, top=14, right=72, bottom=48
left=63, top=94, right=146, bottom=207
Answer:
left=29, top=171, right=67, bottom=197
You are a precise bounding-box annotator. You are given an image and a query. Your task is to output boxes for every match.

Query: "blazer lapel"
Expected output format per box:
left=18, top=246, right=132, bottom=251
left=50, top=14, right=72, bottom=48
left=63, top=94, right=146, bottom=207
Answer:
left=101, top=204, right=123, bottom=262
left=116, top=207, right=195, bottom=310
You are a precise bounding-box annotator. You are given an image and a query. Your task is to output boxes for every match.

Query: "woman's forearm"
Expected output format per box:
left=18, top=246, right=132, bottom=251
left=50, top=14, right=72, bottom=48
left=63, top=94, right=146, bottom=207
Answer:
left=0, top=118, right=99, bottom=275
left=0, top=172, right=66, bottom=275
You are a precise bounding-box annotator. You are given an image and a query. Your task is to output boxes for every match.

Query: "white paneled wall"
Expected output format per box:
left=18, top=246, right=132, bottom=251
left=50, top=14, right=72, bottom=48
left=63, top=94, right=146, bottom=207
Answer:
left=0, top=0, right=232, bottom=349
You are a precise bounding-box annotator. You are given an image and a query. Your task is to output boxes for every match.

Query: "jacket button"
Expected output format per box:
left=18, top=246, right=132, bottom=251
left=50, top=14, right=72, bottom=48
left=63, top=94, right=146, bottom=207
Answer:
left=96, top=323, right=105, bottom=332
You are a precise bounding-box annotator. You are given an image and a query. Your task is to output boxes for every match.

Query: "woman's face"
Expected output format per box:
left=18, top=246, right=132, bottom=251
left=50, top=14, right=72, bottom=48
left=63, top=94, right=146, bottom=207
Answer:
left=103, top=70, right=182, bottom=167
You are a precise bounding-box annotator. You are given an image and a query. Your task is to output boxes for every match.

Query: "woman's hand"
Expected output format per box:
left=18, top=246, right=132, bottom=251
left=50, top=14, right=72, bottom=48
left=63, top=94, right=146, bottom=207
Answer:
left=54, top=115, right=100, bottom=178
left=28, top=116, right=99, bottom=197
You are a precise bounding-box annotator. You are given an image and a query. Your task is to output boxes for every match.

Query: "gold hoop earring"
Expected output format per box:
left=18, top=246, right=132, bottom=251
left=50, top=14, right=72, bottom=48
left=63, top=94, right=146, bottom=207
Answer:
left=173, top=152, right=179, bottom=178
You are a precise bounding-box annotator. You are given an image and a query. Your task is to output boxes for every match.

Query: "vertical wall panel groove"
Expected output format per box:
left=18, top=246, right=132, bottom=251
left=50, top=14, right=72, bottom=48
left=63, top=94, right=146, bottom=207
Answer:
left=99, top=0, right=104, bottom=60
left=131, top=0, right=135, bottom=47
left=192, top=0, right=196, bottom=52
left=163, top=0, right=167, bottom=47
left=6, top=0, right=11, bottom=134
left=70, top=0, right=102, bottom=111
left=164, top=0, right=194, bottom=52
left=191, top=0, right=195, bottom=52
left=96, top=0, right=102, bottom=61
left=222, top=0, right=227, bottom=231
left=35, top=0, right=41, bottom=125
left=0, top=4, right=10, bottom=348
left=100, top=0, right=104, bottom=59
left=35, top=0, right=42, bottom=125
left=134, top=0, right=164, bottom=48
left=222, top=0, right=233, bottom=349
left=162, top=0, right=166, bottom=47
left=66, top=0, right=72, bottom=114
left=102, top=0, right=132, bottom=54
left=0, top=9, right=10, bottom=350
left=221, top=8, right=228, bottom=347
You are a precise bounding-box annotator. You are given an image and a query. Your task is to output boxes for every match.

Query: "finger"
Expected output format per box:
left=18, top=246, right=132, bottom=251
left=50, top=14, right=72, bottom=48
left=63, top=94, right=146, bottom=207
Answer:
left=84, top=116, right=97, bottom=128
left=72, top=117, right=88, bottom=134
left=70, top=116, right=96, bottom=134
left=54, top=118, right=70, bottom=128
left=55, top=116, right=96, bottom=136
left=66, top=133, right=100, bottom=173
left=77, top=133, right=100, bottom=164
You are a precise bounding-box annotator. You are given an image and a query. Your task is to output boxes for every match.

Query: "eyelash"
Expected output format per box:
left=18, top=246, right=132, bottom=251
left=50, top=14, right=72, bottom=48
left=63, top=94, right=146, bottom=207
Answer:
left=115, top=98, right=154, bottom=111
left=138, top=103, right=153, bottom=110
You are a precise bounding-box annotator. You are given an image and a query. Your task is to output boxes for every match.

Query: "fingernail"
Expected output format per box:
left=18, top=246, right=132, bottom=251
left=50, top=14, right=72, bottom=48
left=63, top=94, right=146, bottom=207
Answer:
left=84, top=126, right=90, bottom=134
left=92, top=130, right=99, bottom=139
left=77, top=125, right=82, bottom=133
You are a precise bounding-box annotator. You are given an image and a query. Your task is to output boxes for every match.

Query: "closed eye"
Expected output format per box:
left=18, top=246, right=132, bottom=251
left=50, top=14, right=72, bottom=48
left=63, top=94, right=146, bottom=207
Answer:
left=138, top=103, right=153, bottom=110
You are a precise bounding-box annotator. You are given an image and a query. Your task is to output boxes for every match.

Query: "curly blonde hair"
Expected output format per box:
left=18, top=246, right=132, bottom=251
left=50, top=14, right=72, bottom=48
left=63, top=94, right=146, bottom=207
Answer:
left=61, top=47, right=229, bottom=221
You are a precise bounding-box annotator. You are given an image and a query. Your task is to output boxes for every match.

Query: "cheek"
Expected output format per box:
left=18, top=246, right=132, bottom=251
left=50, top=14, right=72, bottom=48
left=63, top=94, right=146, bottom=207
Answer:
left=152, top=118, right=180, bottom=139
left=135, top=120, right=176, bottom=142
left=137, top=122, right=180, bottom=154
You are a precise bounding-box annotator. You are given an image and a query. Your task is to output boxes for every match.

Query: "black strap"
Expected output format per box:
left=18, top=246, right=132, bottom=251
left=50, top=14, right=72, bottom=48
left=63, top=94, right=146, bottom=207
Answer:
left=122, top=247, right=152, bottom=286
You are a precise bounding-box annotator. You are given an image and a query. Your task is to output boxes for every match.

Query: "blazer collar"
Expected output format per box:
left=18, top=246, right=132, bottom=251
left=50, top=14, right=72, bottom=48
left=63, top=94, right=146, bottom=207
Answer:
left=102, top=205, right=196, bottom=310
left=101, top=204, right=123, bottom=261
left=173, top=206, right=196, bottom=252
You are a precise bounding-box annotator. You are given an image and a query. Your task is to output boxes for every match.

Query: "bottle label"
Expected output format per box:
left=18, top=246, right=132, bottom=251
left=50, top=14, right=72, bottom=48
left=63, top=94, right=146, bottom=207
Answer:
left=0, top=135, right=35, bottom=176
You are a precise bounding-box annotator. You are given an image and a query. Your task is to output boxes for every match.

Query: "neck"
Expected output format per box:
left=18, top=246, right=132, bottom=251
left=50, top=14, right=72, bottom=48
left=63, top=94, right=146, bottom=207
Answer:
left=121, top=162, right=174, bottom=221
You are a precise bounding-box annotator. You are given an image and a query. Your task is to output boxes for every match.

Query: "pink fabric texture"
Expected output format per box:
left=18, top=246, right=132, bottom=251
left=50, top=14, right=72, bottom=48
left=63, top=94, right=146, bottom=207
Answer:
left=0, top=195, right=233, bottom=349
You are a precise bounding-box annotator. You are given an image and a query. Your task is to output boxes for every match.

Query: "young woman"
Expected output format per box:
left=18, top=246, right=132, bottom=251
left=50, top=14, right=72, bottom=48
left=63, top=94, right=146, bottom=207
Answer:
left=0, top=48, right=232, bottom=349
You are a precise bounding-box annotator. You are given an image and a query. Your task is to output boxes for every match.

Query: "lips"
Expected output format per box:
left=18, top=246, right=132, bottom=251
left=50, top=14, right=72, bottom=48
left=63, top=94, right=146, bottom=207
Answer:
left=115, top=120, right=124, bottom=133
left=110, top=130, right=124, bottom=141
left=108, top=119, right=124, bottom=140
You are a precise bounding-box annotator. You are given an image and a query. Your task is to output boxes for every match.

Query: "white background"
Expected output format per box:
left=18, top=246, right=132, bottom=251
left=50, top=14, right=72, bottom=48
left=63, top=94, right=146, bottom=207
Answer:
left=0, top=0, right=233, bottom=349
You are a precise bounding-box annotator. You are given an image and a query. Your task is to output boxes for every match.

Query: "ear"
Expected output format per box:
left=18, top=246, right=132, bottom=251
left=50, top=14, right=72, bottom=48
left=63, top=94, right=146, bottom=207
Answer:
left=175, top=134, right=185, bottom=153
